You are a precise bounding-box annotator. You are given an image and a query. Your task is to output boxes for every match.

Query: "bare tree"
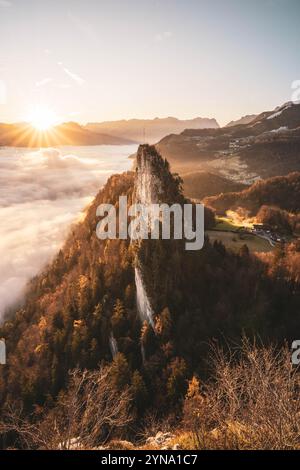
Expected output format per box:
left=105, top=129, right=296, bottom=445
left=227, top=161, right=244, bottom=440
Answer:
left=0, top=366, right=132, bottom=450
left=0, top=403, right=52, bottom=450
left=183, top=339, right=300, bottom=450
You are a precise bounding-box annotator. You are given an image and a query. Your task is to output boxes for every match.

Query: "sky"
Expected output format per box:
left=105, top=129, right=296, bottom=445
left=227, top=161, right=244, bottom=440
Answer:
left=0, top=0, right=300, bottom=126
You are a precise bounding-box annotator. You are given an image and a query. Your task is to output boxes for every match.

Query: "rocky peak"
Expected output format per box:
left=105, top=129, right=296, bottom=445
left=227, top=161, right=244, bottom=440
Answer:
left=134, top=144, right=183, bottom=206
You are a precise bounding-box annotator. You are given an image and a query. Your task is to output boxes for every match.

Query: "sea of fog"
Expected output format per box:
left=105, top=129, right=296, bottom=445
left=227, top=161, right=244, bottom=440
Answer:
left=0, top=144, right=138, bottom=319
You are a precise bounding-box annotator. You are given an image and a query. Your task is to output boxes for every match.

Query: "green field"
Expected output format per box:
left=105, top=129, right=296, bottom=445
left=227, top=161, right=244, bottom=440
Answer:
left=206, top=230, right=273, bottom=253
left=215, top=216, right=246, bottom=231
left=215, top=218, right=238, bottom=231
left=216, top=215, right=253, bottom=231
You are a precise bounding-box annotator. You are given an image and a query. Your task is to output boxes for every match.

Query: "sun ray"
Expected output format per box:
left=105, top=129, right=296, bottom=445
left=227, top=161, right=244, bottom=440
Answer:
left=12, top=123, right=34, bottom=147
left=50, top=124, right=73, bottom=146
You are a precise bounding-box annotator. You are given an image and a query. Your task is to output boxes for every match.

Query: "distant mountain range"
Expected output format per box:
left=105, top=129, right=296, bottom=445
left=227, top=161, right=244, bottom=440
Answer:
left=0, top=116, right=219, bottom=147
left=85, top=116, right=219, bottom=143
left=156, top=101, right=300, bottom=180
left=2, top=103, right=299, bottom=174
left=0, top=121, right=136, bottom=147
left=225, top=114, right=257, bottom=127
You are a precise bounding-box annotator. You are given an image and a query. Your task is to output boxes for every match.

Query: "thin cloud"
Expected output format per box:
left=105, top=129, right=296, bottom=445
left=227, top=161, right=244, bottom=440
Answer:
left=58, top=62, right=85, bottom=86
left=63, top=67, right=85, bottom=85
left=35, top=77, right=53, bottom=87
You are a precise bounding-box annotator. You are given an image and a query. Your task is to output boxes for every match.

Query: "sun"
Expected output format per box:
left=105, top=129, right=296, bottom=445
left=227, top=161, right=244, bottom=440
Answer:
left=27, top=105, right=59, bottom=131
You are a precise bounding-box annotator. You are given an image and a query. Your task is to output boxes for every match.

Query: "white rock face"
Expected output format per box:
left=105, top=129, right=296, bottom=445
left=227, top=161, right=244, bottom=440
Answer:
left=134, top=146, right=165, bottom=328
left=109, top=333, right=118, bottom=358
left=135, top=146, right=163, bottom=205
left=135, top=267, right=154, bottom=328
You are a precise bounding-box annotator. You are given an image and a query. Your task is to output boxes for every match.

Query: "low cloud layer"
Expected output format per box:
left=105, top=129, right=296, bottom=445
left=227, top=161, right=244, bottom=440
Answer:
left=0, top=144, right=137, bottom=319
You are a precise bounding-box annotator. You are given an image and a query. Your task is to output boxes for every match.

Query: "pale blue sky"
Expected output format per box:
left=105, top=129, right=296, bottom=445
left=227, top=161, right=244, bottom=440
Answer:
left=0, top=0, right=300, bottom=125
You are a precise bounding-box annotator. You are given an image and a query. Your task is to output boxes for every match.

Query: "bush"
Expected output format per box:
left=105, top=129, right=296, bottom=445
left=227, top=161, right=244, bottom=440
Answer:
left=183, top=339, right=300, bottom=449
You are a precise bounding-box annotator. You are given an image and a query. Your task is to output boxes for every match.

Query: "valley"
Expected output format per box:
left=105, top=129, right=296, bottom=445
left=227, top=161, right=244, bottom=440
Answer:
left=156, top=101, right=300, bottom=181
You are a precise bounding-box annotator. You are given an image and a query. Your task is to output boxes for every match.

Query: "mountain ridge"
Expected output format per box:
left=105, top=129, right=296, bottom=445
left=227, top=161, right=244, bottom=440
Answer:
left=225, top=114, right=257, bottom=127
left=155, top=101, right=300, bottom=178
left=85, top=116, right=219, bottom=143
left=0, top=121, right=137, bottom=147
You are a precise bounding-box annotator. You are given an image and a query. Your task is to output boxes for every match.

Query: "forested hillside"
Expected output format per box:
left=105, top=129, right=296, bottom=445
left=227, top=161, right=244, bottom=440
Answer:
left=205, top=172, right=300, bottom=215
left=1, top=146, right=300, bottom=449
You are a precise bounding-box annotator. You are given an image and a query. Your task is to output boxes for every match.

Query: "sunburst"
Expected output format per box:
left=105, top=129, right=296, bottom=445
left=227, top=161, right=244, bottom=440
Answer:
left=27, top=105, right=59, bottom=131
